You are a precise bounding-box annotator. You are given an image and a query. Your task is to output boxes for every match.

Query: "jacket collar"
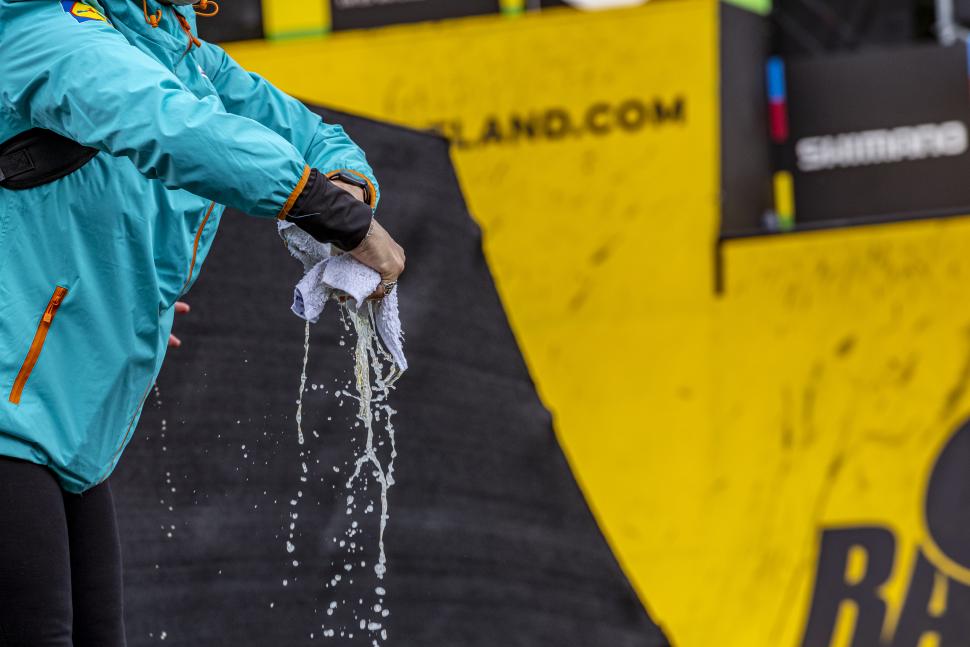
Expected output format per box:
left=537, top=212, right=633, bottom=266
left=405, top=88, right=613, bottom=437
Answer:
left=100, top=0, right=199, bottom=63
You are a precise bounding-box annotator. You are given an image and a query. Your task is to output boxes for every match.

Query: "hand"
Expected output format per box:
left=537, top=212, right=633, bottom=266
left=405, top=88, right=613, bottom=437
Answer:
left=350, top=220, right=405, bottom=299
left=168, top=301, right=190, bottom=348
left=330, top=180, right=405, bottom=300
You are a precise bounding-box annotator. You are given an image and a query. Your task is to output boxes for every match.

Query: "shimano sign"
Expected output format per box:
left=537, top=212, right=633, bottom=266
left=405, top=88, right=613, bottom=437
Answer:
left=796, top=121, right=969, bottom=172
left=777, top=44, right=970, bottom=226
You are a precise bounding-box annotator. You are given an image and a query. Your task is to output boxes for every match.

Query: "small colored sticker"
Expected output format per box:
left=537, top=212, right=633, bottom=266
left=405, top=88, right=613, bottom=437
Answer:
left=61, top=0, right=108, bottom=23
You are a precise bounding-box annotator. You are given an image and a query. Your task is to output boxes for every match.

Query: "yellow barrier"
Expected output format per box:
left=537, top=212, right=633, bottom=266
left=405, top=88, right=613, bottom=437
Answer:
left=262, top=0, right=329, bottom=39
left=227, top=2, right=970, bottom=644
left=719, top=219, right=970, bottom=646
left=260, top=0, right=527, bottom=38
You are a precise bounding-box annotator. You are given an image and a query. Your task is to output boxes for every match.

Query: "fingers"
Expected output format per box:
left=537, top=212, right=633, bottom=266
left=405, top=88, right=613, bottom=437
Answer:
left=344, top=218, right=405, bottom=301
left=377, top=224, right=405, bottom=281
left=366, top=284, right=387, bottom=301
left=171, top=303, right=188, bottom=347
left=349, top=220, right=405, bottom=286
left=382, top=241, right=406, bottom=283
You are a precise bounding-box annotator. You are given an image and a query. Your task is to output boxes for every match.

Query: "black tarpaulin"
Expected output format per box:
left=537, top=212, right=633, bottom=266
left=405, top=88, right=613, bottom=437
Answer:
left=112, top=107, right=670, bottom=647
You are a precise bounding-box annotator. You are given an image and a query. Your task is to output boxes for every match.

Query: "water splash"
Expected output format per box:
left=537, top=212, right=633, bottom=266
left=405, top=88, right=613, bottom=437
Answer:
left=341, top=303, right=401, bottom=579
left=295, top=321, right=310, bottom=447
left=288, top=300, right=402, bottom=642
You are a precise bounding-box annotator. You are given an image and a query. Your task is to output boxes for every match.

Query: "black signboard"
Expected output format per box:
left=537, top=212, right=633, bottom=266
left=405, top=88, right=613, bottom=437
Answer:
left=330, top=0, right=500, bottom=31
left=195, top=0, right=264, bottom=42
left=781, top=44, right=970, bottom=227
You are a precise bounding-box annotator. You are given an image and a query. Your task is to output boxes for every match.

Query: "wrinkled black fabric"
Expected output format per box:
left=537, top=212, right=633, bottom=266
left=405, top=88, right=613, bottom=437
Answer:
left=286, top=167, right=374, bottom=250
left=0, top=457, right=126, bottom=647
left=0, top=128, right=98, bottom=190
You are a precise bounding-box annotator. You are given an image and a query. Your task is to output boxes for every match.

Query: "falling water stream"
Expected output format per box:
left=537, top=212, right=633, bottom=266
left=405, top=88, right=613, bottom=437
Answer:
left=291, top=301, right=402, bottom=642
left=343, top=302, right=401, bottom=580
left=296, top=321, right=310, bottom=447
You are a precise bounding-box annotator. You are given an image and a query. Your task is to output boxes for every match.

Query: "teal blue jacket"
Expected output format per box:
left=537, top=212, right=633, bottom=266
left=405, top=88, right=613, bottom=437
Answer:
left=0, top=0, right=379, bottom=492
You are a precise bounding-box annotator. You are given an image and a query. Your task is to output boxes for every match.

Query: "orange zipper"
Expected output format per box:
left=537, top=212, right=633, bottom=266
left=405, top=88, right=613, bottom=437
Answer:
left=180, top=201, right=215, bottom=296
left=9, top=286, right=68, bottom=405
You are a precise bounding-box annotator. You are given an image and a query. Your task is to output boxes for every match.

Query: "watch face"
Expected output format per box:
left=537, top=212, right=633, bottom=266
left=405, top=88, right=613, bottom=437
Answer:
left=333, top=172, right=367, bottom=189
left=331, top=172, right=373, bottom=205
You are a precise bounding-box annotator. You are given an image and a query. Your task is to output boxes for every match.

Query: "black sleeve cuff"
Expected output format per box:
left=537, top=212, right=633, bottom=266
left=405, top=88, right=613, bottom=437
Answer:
left=285, top=168, right=374, bottom=251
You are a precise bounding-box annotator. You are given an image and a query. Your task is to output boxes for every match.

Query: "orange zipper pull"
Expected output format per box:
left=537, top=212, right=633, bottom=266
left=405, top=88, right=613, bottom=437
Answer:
left=43, top=294, right=63, bottom=323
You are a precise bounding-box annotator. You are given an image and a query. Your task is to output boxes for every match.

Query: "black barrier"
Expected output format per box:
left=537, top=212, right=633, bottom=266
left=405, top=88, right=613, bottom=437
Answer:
left=112, top=108, right=670, bottom=647
left=195, top=0, right=264, bottom=43
left=329, top=0, right=500, bottom=31
left=773, top=0, right=915, bottom=57
left=719, top=2, right=774, bottom=236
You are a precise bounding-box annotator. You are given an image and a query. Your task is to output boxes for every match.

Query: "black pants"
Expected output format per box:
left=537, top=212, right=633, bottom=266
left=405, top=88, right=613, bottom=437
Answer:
left=0, top=457, right=126, bottom=647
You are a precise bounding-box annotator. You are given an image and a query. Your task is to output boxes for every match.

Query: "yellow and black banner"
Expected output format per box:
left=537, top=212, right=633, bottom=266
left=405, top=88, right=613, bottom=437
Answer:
left=802, top=414, right=970, bottom=644
left=219, top=2, right=970, bottom=645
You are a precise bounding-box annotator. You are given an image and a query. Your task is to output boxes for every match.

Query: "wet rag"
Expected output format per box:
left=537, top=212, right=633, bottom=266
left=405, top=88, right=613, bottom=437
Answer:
left=278, top=221, right=407, bottom=372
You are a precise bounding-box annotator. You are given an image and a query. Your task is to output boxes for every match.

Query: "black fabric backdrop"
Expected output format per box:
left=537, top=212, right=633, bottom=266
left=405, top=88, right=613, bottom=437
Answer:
left=112, top=108, right=669, bottom=647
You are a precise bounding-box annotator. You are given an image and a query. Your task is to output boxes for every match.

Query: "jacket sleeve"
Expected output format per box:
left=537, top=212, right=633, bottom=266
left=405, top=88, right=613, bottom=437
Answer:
left=195, top=41, right=380, bottom=208
left=0, top=0, right=308, bottom=219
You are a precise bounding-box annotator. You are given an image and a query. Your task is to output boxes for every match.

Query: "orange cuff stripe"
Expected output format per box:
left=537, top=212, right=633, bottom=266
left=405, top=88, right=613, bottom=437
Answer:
left=328, top=168, right=378, bottom=209
left=277, top=164, right=312, bottom=220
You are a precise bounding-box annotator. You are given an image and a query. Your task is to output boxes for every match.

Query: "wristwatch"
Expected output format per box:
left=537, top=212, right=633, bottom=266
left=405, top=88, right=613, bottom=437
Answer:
left=327, top=171, right=373, bottom=207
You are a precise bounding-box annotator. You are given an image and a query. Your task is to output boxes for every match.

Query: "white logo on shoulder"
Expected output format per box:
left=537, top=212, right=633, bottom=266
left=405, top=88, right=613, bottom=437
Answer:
left=796, top=121, right=969, bottom=172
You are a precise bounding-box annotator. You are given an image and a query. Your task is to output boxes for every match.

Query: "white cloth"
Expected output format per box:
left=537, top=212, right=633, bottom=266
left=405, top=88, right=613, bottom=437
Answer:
left=279, top=221, right=407, bottom=371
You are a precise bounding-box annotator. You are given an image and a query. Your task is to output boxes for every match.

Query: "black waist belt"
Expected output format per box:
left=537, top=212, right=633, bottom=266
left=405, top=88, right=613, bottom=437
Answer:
left=0, top=128, right=98, bottom=190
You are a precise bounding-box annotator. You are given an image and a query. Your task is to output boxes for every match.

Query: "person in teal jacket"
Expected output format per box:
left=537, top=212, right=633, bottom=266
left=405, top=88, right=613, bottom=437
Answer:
left=0, top=0, right=405, bottom=642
